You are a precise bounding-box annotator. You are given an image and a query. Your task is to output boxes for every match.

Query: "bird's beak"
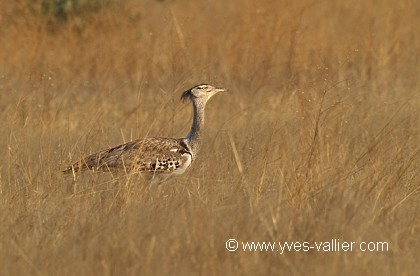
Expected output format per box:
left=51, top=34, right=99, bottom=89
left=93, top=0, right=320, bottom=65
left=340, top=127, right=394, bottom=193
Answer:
left=216, top=87, right=228, bottom=93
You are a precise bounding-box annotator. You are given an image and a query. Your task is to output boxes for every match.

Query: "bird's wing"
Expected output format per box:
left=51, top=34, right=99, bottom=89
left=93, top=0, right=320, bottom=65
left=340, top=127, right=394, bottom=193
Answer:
left=63, top=138, right=192, bottom=174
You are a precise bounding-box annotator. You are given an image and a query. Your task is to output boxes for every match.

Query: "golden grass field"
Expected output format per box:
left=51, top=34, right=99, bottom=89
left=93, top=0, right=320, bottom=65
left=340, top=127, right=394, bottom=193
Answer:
left=0, top=0, right=419, bottom=275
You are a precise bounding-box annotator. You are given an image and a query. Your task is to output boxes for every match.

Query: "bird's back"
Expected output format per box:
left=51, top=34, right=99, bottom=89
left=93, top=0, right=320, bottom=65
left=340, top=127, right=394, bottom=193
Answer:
left=63, top=137, right=193, bottom=177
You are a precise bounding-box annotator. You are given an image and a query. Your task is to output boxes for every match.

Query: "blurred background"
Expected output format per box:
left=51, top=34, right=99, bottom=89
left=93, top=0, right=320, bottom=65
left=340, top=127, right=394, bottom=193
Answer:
left=0, top=0, right=418, bottom=275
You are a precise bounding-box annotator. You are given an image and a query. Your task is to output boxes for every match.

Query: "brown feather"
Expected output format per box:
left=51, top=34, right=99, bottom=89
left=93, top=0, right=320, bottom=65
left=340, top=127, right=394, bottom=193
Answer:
left=63, top=137, right=192, bottom=175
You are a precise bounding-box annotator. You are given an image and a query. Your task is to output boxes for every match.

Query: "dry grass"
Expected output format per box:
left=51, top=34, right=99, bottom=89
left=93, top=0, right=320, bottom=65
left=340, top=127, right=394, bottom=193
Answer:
left=0, top=0, right=419, bottom=275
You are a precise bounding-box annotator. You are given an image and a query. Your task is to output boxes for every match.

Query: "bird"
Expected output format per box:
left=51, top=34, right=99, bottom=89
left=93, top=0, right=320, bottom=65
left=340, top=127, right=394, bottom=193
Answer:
left=63, top=84, right=227, bottom=184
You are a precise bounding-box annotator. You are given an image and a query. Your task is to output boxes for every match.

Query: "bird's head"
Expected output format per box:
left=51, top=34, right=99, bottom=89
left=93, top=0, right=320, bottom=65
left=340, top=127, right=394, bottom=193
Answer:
left=181, top=84, right=227, bottom=103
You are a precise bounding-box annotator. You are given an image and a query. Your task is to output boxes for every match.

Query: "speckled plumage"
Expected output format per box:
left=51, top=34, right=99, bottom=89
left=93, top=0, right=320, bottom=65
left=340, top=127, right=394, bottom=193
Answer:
left=63, top=84, right=227, bottom=183
left=64, top=138, right=191, bottom=172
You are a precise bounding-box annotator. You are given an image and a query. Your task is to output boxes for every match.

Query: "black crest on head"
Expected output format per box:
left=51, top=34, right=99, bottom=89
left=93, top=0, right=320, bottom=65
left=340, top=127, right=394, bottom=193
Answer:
left=181, top=89, right=192, bottom=102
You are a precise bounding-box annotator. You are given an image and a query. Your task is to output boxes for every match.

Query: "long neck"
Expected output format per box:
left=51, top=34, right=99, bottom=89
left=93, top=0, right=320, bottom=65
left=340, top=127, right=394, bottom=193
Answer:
left=185, top=99, right=206, bottom=155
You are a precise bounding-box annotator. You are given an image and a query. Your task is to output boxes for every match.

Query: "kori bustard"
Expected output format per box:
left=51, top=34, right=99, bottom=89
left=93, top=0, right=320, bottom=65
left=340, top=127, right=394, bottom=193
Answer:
left=63, top=84, right=227, bottom=183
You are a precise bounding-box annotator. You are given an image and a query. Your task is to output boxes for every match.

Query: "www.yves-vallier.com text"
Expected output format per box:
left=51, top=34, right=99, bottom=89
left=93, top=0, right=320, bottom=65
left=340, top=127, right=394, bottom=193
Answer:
left=225, top=239, right=389, bottom=254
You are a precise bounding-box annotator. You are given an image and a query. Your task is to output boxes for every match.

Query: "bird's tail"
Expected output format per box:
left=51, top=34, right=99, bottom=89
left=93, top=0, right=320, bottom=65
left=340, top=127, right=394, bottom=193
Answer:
left=62, top=158, right=93, bottom=174
left=62, top=163, right=82, bottom=174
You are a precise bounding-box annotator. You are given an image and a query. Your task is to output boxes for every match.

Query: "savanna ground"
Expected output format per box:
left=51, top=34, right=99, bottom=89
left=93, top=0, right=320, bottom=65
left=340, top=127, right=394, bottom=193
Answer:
left=0, top=0, right=419, bottom=275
